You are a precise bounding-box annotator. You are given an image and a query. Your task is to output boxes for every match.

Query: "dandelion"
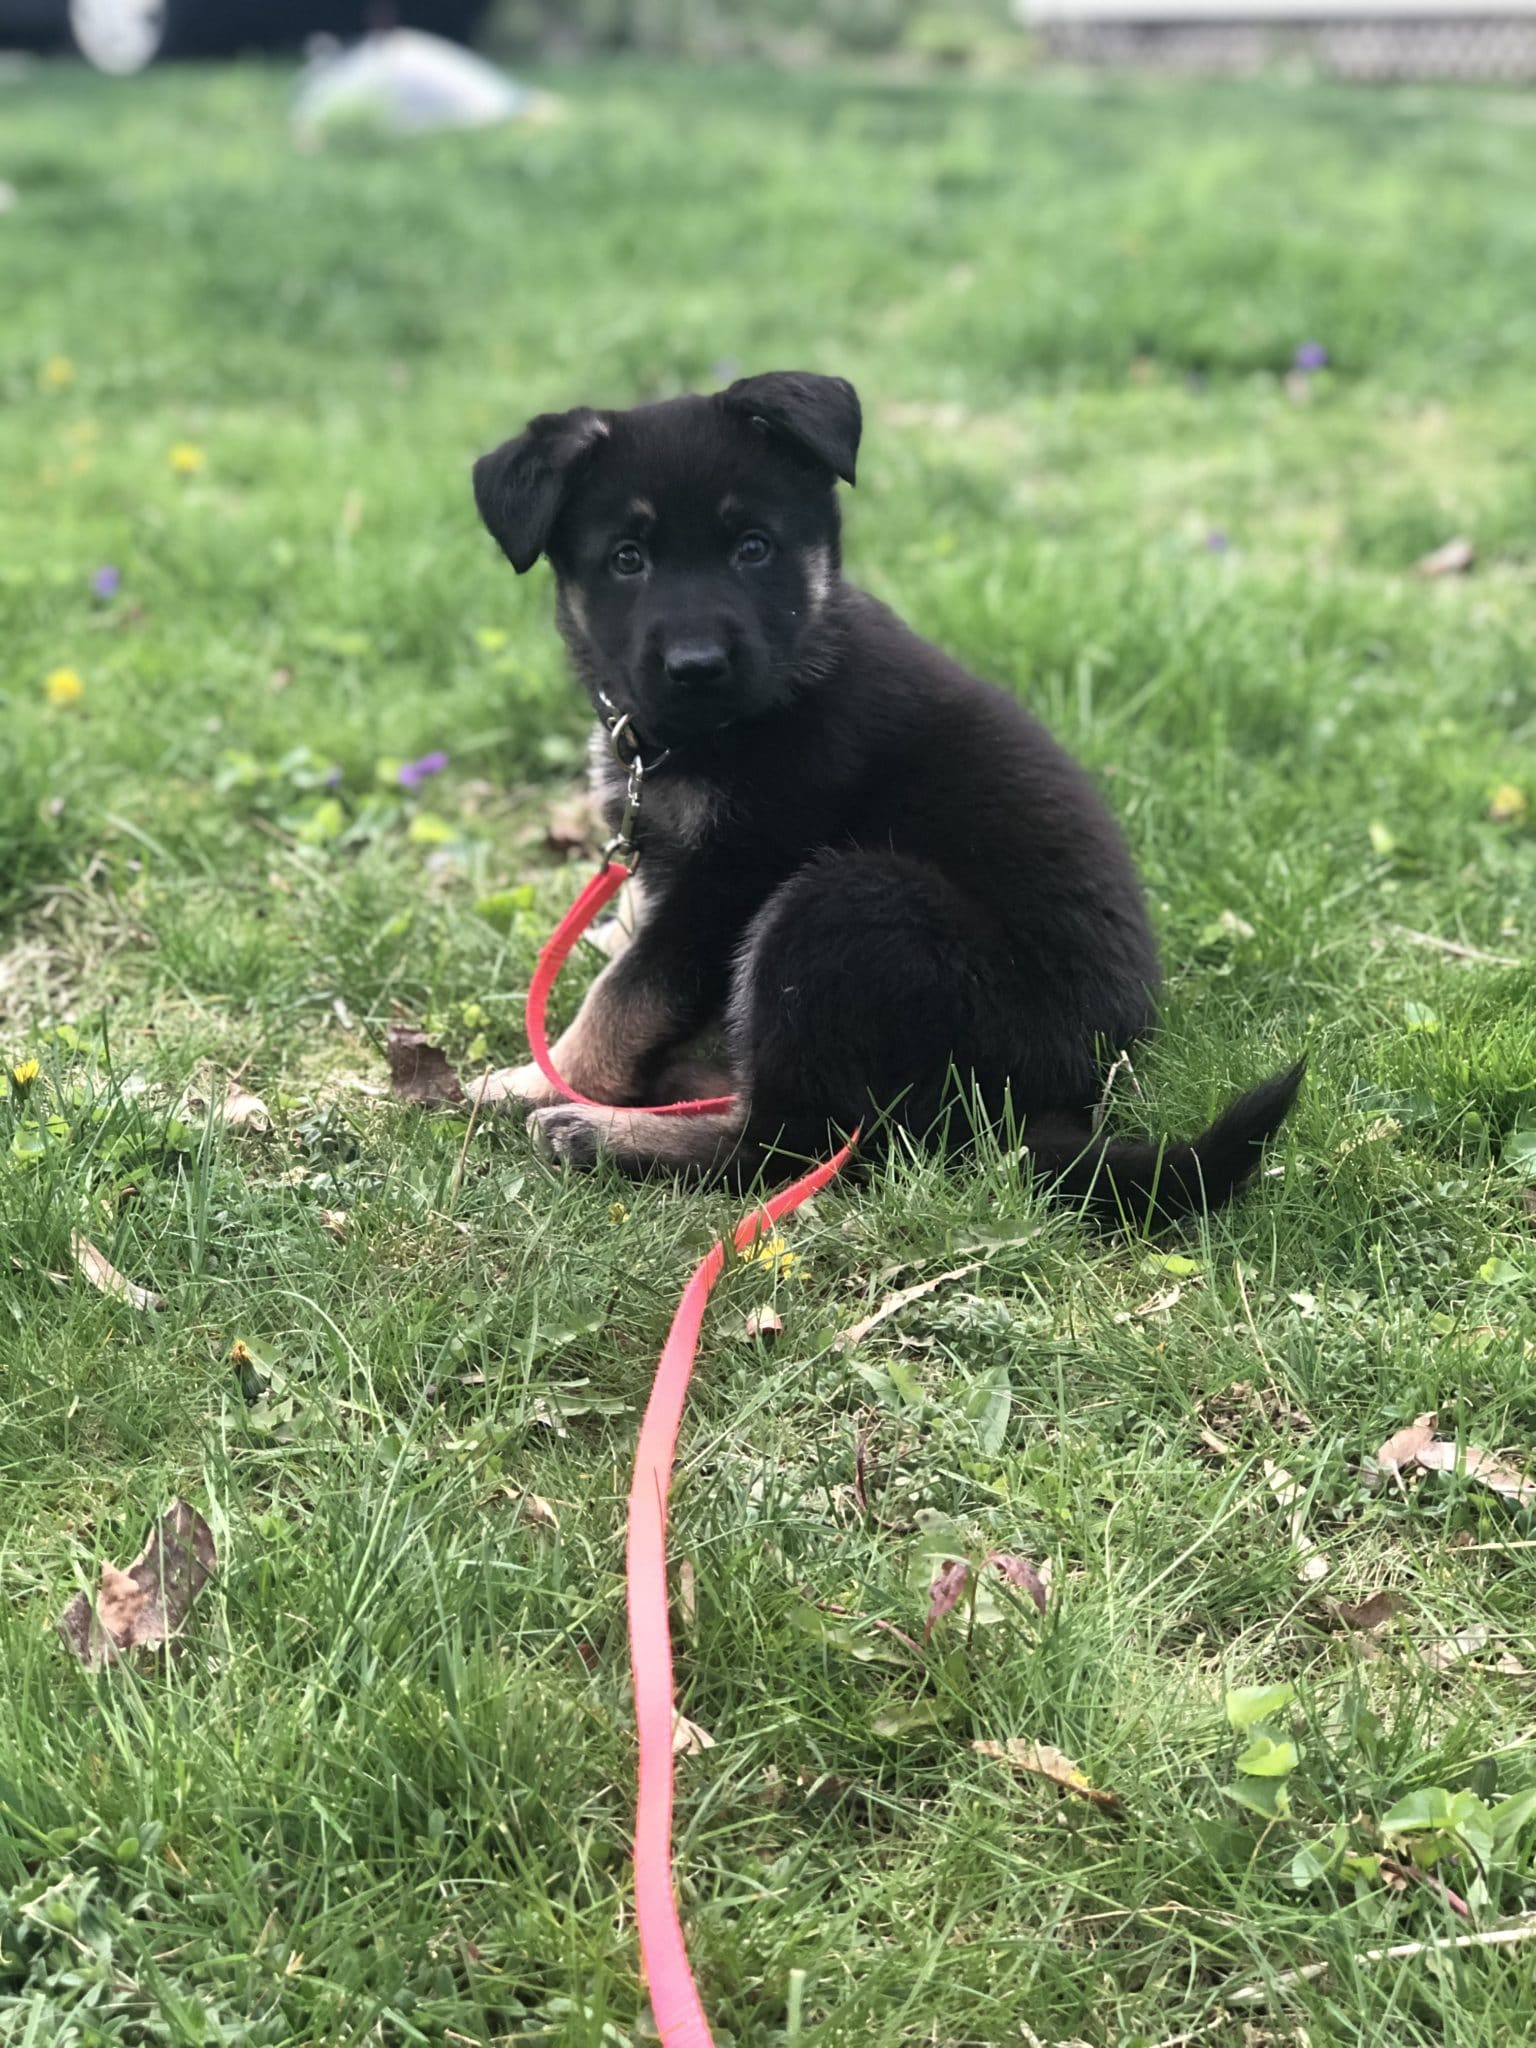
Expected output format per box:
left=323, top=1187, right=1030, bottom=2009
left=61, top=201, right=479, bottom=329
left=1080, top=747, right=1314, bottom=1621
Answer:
left=398, top=750, right=449, bottom=791
left=44, top=667, right=84, bottom=708
left=474, top=626, right=509, bottom=654
left=91, top=565, right=120, bottom=600
left=746, top=1234, right=799, bottom=1279
left=40, top=355, right=75, bottom=392
left=168, top=442, right=206, bottom=476
left=9, top=1058, right=40, bottom=1092
left=1293, top=342, right=1328, bottom=373
left=230, top=1338, right=254, bottom=1365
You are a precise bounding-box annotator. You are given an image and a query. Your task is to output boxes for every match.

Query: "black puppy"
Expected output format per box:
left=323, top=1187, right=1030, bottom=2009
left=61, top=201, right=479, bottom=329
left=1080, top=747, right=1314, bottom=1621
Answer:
left=471, top=371, right=1301, bottom=1221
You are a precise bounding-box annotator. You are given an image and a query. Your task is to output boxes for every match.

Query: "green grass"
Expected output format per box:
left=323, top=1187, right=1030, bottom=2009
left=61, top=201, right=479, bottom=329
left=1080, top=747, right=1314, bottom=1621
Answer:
left=3, top=52, right=1536, bottom=2047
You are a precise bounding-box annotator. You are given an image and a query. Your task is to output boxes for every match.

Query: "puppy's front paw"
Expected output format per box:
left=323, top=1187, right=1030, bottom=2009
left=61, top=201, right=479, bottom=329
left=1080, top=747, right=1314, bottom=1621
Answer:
left=471, top=1061, right=561, bottom=1111
left=528, top=1103, right=606, bottom=1168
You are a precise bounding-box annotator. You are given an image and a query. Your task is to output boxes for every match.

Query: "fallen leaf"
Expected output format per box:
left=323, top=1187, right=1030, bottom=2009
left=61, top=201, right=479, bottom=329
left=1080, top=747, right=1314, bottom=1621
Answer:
left=514, top=1491, right=559, bottom=1532
left=1420, top=1624, right=1490, bottom=1673
left=177, top=1072, right=271, bottom=1132
left=1335, top=1591, right=1405, bottom=1632
left=1416, top=1438, right=1536, bottom=1508
left=1415, top=535, right=1475, bottom=579
left=386, top=1026, right=464, bottom=1108
left=57, top=1501, right=216, bottom=1670
left=319, top=1208, right=349, bottom=1240
left=743, top=1307, right=783, bottom=1343
left=1374, top=1413, right=1438, bottom=1478
left=987, top=1552, right=1050, bottom=1614
left=672, top=1711, right=716, bottom=1757
left=545, top=796, right=598, bottom=854
left=973, top=1738, right=1123, bottom=1813
left=1114, top=1283, right=1182, bottom=1323
left=925, top=1558, right=971, bottom=1638
left=835, top=1263, right=981, bottom=1351
left=70, top=1234, right=164, bottom=1313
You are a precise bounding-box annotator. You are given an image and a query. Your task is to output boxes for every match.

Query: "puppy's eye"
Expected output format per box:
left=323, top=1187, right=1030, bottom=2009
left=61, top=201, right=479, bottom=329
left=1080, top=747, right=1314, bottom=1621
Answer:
left=733, top=531, right=772, bottom=568
left=610, top=542, right=646, bottom=578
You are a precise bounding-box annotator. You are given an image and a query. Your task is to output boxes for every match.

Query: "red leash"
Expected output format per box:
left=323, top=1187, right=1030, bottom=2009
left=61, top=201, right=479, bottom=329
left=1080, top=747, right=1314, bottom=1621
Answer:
left=528, top=859, right=855, bottom=2046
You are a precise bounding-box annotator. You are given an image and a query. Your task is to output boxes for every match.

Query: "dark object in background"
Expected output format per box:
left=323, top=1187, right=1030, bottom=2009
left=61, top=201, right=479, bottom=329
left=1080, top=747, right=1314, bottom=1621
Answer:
left=0, top=0, right=493, bottom=72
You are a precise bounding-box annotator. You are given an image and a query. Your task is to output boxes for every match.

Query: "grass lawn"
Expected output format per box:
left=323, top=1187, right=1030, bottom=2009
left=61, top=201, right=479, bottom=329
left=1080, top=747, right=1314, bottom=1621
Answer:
left=4, top=50, right=1536, bottom=2047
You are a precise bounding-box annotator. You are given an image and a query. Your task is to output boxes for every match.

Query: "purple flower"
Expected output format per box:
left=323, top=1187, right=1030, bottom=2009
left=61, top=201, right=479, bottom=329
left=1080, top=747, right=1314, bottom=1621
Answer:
left=324, top=765, right=344, bottom=791
left=91, top=564, right=120, bottom=600
left=1204, top=529, right=1231, bottom=553
left=398, top=750, right=448, bottom=791
left=1293, top=342, right=1328, bottom=373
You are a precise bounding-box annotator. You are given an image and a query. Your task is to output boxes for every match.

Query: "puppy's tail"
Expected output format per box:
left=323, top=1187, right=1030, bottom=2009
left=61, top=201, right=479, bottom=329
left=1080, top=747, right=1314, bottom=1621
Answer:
left=1026, top=1058, right=1306, bottom=1228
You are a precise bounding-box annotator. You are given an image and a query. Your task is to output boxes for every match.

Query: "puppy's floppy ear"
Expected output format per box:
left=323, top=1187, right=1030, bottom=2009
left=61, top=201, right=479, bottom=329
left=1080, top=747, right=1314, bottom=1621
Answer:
left=472, top=407, right=609, bottom=573
left=720, top=371, right=861, bottom=487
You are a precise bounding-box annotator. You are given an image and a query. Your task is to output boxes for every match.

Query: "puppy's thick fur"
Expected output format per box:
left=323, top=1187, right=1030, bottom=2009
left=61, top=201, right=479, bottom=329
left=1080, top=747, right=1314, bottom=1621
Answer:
left=472, top=371, right=1301, bottom=1222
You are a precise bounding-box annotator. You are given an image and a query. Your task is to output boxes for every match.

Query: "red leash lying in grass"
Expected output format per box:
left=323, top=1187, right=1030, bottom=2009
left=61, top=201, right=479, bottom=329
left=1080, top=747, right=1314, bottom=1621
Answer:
left=528, top=857, right=856, bottom=2048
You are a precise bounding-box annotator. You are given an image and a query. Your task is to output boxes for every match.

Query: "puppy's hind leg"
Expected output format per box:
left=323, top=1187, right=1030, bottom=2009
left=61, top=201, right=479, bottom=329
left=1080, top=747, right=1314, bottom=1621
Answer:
left=728, top=849, right=1011, bottom=1163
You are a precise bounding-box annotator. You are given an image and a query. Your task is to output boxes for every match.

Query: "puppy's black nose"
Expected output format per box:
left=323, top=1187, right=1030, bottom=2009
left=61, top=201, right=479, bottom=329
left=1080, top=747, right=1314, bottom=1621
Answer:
left=663, top=641, right=729, bottom=688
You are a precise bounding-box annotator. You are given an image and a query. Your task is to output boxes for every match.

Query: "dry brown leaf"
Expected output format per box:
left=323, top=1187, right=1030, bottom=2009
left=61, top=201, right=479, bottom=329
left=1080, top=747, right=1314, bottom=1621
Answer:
left=672, top=1711, right=716, bottom=1757
left=1415, top=1438, right=1536, bottom=1508
left=835, top=1263, right=981, bottom=1352
left=973, top=1737, right=1123, bottom=1813
left=58, top=1501, right=216, bottom=1670
left=1420, top=1624, right=1490, bottom=1674
left=319, top=1208, right=349, bottom=1241
left=220, top=1080, right=271, bottom=1131
left=386, top=1025, right=464, bottom=1108
left=545, top=796, right=598, bottom=854
left=176, top=1071, right=271, bottom=1132
left=743, top=1307, right=783, bottom=1343
left=925, top=1558, right=971, bottom=1638
left=1113, top=1284, right=1182, bottom=1324
left=70, top=1233, right=164, bottom=1313
left=1376, top=1413, right=1438, bottom=1476
left=1415, top=535, right=1475, bottom=579
left=1335, top=1591, right=1405, bottom=1632
left=987, top=1552, right=1049, bottom=1615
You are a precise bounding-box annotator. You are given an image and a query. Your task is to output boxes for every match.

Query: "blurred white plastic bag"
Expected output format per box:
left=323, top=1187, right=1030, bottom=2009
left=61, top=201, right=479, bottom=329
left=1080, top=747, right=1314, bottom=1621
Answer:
left=292, top=29, right=556, bottom=142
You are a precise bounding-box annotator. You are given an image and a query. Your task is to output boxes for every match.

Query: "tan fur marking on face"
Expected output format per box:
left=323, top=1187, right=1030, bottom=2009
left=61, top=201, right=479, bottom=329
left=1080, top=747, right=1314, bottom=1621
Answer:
left=561, top=582, right=591, bottom=642
left=803, top=544, right=833, bottom=613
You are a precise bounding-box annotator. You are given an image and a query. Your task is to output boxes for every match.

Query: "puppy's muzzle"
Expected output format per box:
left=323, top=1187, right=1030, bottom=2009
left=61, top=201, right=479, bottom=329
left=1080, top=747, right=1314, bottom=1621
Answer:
left=663, top=639, right=731, bottom=689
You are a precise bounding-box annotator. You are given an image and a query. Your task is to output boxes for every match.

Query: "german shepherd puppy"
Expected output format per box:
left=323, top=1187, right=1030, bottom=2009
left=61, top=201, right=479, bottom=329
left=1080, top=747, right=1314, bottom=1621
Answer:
left=471, top=371, right=1302, bottom=1222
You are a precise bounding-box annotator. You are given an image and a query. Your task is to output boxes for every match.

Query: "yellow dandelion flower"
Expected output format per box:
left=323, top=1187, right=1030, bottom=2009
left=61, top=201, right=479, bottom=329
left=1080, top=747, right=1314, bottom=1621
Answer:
left=474, top=627, right=510, bottom=654
left=230, top=1338, right=254, bottom=1365
left=10, top=1059, right=40, bottom=1089
left=746, top=1234, right=799, bottom=1279
left=609, top=1202, right=630, bottom=1225
left=1489, top=783, right=1528, bottom=826
left=169, top=442, right=206, bottom=476
left=40, top=355, right=75, bottom=392
left=44, top=667, right=84, bottom=708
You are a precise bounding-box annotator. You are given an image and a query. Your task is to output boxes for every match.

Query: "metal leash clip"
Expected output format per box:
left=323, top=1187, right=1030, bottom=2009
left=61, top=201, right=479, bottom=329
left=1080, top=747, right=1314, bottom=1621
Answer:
left=598, top=699, right=670, bottom=870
